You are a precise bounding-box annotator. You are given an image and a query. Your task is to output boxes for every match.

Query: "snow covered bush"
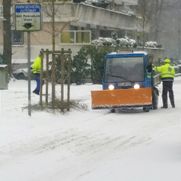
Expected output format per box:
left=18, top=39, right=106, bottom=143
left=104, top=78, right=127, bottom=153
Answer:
left=91, top=36, right=136, bottom=48
left=116, top=37, right=129, bottom=47
left=145, top=41, right=158, bottom=48
left=91, top=37, right=116, bottom=46
left=117, top=36, right=136, bottom=48
left=92, top=36, right=162, bottom=49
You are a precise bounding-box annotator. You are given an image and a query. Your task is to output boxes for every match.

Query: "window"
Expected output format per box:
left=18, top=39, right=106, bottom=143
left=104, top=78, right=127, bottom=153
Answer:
left=12, top=30, right=24, bottom=45
left=105, top=57, right=144, bottom=82
left=60, top=30, right=91, bottom=44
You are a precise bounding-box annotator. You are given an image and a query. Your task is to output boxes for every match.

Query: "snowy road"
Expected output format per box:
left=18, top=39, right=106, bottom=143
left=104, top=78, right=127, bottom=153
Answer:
left=0, top=78, right=181, bottom=181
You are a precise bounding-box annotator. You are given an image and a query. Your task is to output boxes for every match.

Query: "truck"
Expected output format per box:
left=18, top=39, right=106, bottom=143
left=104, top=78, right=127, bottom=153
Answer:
left=91, top=51, right=160, bottom=112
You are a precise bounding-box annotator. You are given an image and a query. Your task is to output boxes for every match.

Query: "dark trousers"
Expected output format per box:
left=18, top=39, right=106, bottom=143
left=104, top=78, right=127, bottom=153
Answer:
left=162, top=81, right=175, bottom=108
left=33, top=73, right=40, bottom=94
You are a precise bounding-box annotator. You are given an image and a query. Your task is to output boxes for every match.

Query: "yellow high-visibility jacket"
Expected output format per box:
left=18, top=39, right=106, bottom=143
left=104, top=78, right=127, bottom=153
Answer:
left=154, top=63, right=175, bottom=79
left=31, top=56, right=42, bottom=74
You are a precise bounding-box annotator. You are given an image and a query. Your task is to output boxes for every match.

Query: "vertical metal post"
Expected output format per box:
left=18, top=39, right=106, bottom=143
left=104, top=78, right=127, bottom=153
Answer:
left=51, top=0, right=56, bottom=109
left=60, top=50, right=64, bottom=105
left=67, top=49, right=72, bottom=111
left=27, top=31, right=31, bottom=116
left=45, top=49, right=49, bottom=105
left=40, top=50, right=43, bottom=108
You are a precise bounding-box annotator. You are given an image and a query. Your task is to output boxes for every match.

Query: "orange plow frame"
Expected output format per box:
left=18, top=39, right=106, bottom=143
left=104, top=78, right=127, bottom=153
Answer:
left=91, top=88, right=152, bottom=109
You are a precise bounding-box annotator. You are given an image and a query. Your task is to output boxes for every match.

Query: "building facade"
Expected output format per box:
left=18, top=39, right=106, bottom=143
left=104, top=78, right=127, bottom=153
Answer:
left=0, top=0, right=139, bottom=60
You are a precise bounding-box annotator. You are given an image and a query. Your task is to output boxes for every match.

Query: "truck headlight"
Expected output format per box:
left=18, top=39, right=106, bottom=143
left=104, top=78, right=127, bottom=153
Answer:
left=134, top=83, right=140, bottom=89
left=108, top=84, right=115, bottom=90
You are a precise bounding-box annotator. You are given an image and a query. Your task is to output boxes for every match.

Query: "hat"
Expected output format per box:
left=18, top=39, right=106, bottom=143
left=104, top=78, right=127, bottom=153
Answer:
left=164, top=58, right=171, bottom=64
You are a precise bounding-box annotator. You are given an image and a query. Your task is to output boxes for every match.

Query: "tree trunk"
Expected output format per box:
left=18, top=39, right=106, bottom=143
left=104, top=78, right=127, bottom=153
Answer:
left=3, top=0, right=12, bottom=74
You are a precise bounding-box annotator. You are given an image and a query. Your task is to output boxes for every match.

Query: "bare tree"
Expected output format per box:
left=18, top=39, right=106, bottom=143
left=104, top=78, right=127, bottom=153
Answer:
left=137, top=0, right=165, bottom=46
left=3, top=0, right=12, bottom=74
left=137, top=0, right=149, bottom=46
left=149, top=0, right=164, bottom=42
left=39, top=0, right=75, bottom=108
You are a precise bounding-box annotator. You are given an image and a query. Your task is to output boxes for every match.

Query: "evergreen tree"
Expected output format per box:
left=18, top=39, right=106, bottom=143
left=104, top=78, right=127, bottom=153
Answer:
left=71, top=47, right=90, bottom=85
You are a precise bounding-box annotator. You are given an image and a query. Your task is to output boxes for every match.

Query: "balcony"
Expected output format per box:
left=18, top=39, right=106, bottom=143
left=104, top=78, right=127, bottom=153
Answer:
left=42, top=2, right=137, bottom=31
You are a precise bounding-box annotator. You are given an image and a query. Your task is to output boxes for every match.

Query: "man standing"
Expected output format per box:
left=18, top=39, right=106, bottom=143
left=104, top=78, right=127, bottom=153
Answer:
left=31, top=52, right=44, bottom=95
left=154, top=58, right=175, bottom=108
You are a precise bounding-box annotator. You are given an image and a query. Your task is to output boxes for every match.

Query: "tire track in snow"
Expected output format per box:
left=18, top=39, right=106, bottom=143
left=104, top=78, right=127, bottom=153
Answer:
left=0, top=111, right=154, bottom=164
left=0, top=128, right=152, bottom=161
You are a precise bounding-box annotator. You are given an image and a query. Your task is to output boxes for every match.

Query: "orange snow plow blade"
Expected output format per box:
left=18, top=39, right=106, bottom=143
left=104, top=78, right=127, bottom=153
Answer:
left=91, top=88, right=152, bottom=109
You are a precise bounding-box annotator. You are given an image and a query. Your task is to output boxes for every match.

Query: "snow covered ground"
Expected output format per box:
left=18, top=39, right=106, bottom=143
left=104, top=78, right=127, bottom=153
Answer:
left=0, top=77, right=181, bottom=181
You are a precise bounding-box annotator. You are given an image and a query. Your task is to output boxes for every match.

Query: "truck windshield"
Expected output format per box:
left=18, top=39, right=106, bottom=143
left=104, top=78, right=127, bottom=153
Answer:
left=105, top=57, right=144, bottom=82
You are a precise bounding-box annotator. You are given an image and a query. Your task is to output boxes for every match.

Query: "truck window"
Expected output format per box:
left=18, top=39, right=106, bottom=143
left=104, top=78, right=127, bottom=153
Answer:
left=105, top=57, right=144, bottom=82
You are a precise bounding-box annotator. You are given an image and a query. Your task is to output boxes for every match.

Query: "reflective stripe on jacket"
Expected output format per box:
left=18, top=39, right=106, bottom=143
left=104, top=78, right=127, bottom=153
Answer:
left=31, top=56, right=42, bottom=74
left=154, top=63, right=175, bottom=79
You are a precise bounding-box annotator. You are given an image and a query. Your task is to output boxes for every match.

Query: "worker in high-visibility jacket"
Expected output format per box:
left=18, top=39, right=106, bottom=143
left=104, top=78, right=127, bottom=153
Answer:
left=31, top=52, right=44, bottom=95
left=154, top=58, right=175, bottom=108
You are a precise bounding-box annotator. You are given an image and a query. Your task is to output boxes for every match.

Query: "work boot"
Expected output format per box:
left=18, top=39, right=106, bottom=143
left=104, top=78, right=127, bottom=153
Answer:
left=171, top=101, right=175, bottom=108
left=161, top=106, right=168, bottom=109
left=33, top=90, right=39, bottom=95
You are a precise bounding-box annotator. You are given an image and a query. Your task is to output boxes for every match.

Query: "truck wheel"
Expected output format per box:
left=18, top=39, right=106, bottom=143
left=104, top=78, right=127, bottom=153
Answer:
left=143, top=107, right=150, bottom=112
left=110, top=108, right=115, bottom=113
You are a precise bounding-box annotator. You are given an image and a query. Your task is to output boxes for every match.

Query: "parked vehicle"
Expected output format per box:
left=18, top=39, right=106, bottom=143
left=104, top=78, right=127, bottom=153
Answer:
left=91, top=51, right=160, bottom=112
left=173, top=59, right=181, bottom=75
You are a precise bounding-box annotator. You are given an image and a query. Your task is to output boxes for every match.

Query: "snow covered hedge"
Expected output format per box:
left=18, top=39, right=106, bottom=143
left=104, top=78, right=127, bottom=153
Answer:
left=91, top=37, right=116, bottom=46
left=91, top=36, right=136, bottom=48
left=92, top=37, right=161, bottom=48
left=145, top=41, right=158, bottom=48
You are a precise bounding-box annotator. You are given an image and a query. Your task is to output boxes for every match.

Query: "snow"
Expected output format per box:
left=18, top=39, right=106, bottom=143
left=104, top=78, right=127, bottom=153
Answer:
left=0, top=77, right=181, bottom=181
